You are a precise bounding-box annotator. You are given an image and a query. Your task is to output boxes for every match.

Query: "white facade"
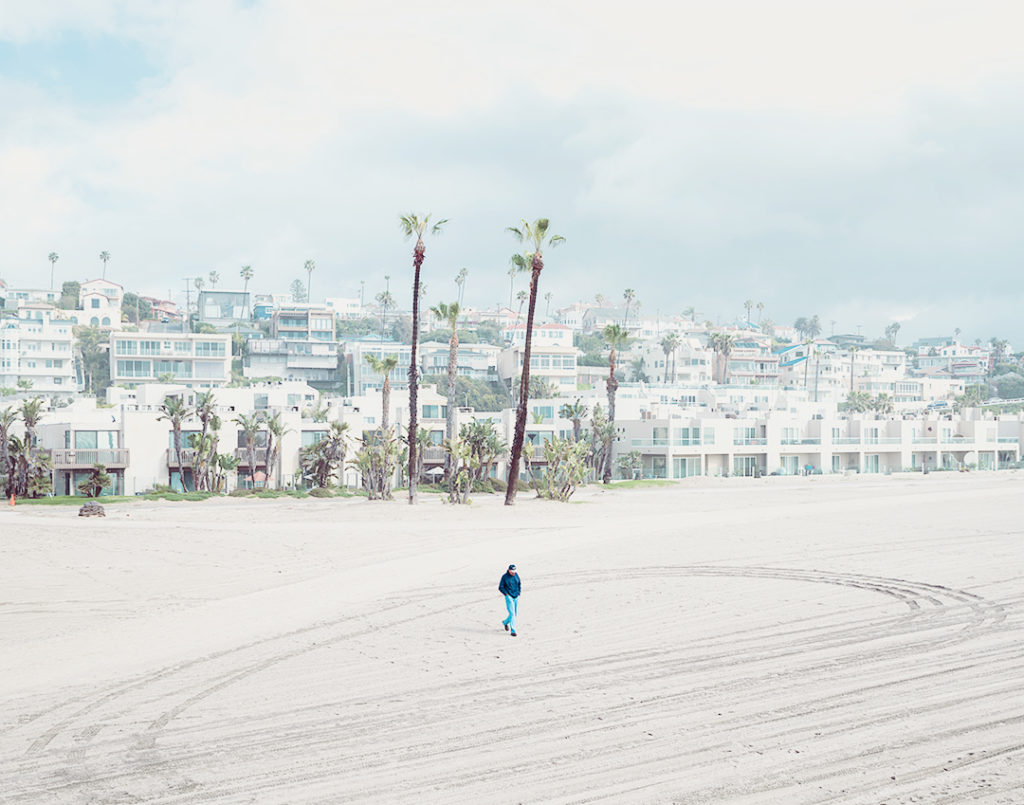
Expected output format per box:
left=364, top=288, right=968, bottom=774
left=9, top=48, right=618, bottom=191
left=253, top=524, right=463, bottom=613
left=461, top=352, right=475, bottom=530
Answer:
left=76, top=279, right=124, bottom=330
left=0, top=305, right=77, bottom=392
left=109, top=332, right=232, bottom=389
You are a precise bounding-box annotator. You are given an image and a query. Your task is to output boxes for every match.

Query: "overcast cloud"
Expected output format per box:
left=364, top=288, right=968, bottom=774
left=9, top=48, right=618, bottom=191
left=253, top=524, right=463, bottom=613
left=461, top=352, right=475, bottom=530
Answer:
left=1, top=0, right=1023, bottom=344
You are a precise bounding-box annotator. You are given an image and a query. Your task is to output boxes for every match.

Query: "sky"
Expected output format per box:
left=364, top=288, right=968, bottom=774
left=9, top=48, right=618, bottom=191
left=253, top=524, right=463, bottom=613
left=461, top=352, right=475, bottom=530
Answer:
left=1, top=0, right=1023, bottom=345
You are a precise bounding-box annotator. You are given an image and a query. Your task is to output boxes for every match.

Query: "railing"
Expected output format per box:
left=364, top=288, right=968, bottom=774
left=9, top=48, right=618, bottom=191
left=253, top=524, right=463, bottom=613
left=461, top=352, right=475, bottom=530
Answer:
left=53, top=448, right=129, bottom=467
left=998, top=437, right=1018, bottom=444
left=165, top=448, right=198, bottom=467
left=422, top=447, right=446, bottom=462
left=912, top=438, right=938, bottom=444
left=630, top=439, right=702, bottom=448
left=233, top=448, right=269, bottom=465
left=863, top=437, right=902, bottom=445
left=780, top=438, right=821, bottom=445
left=833, top=437, right=861, bottom=444
left=732, top=438, right=767, bottom=446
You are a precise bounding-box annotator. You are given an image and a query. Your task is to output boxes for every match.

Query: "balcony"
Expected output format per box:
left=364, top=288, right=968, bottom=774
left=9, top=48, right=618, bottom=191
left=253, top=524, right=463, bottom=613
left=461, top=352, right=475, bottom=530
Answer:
left=780, top=438, right=821, bottom=445
left=422, top=446, right=447, bottom=463
left=732, top=438, right=767, bottom=446
left=833, top=438, right=861, bottom=444
left=998, top=437, right=1018, bottom=444
left=863, top=437, right=902, bottom=445
left=53, top=448, right=129, bottom=468
left=912, top=437, right=938, bottom=445
left=165, top=448, right=198, bottom=467
left=234, top=447, right=269, bottom=466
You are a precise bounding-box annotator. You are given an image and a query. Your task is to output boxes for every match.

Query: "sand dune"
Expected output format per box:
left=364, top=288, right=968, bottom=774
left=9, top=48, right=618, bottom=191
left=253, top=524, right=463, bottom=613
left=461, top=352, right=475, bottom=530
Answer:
left=2, top=473, right=1023, bottom=803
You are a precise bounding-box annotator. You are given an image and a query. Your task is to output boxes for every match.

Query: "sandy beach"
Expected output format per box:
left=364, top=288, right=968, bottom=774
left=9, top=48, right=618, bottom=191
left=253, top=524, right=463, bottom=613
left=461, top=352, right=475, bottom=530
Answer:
left=1, top=473, right=1022, bottom=804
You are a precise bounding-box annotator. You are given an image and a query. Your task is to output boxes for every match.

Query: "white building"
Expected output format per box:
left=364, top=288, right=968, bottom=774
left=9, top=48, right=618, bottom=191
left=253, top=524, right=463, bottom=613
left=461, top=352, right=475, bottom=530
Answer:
left=243, top=306, right=341, bottom=386
left=109, top=332, right=232, bottom=389
left=76, top=279, right=124, bottom=330
left=0, top=305, right=77, bottom=393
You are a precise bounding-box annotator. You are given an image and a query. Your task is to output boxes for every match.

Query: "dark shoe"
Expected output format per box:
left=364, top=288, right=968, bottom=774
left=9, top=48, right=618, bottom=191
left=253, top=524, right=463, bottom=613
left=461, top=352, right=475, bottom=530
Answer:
left=510, top=631, right=517, bottom=637
left=504, top=622, right=509, bottom=632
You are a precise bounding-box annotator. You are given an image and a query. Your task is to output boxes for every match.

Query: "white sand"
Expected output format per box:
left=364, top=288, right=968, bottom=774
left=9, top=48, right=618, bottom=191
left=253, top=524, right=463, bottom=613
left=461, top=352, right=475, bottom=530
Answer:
left=1, top=473, right=1023, bottom=804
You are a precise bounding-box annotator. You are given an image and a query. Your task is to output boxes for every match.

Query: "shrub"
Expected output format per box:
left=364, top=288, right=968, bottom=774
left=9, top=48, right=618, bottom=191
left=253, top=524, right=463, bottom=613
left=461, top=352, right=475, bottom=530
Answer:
left=229, top=488, right=255, bottom=497
left=471, top=479, right=495, bottom=493
left=489, top=477, right=507, bottom=492
left=309, top=488, right=334, bottom=498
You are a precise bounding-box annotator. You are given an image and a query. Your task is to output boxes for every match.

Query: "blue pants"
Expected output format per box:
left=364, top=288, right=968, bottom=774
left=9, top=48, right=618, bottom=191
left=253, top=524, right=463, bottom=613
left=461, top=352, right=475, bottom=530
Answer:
left=503, top=595, right=518, bottom=631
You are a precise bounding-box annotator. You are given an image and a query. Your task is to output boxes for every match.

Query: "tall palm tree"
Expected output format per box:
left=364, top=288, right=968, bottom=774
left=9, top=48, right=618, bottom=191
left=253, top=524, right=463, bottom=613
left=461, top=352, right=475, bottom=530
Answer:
left=682, top=305, right=696, bottom=322
left=400, top=213, right=447, bottom=505
left=209, top=270, right=220, bottom=289
left=158, top=396, right=193, bottom=491
left=455, top=267, right=468, bottom=307
left=304, top=260, right=315, bottom=302
left=263, top=411, right=289, bottom=490
left=48, top=252, right=59, bottom=290
left=375, top=290, right=396, bottom=341
left=507, top=265, right=517, bottom=310
left=601, top=323, right=630, bottom=483
left=194, top=277, right=205, bottom=292
left=663, top=331, right=679, bottom=383
left=240, top=265, right=254, bottom=317
left=233, top=412, right=263, bottom=490
left=544, top=291, right=553, bottom=318
left=19, top=397, right=44, bottom=449
left=623, top=288, right=636, bottom=325
left=504, top=218, right=565, bottom=505
left=558, top=398, right=588, bottom=443
left=364, top=354, right=399, bottom=432
left=807, top=315, right=822, bottom=338
left=849, top=345, right=859, bottom=392
left=516, top=289, right=528, bottom=322
left=429, top=301, right=460, bottom=476
left=194, top=390, right=217, bottom=490
left=743, top=299, right=754, bottom=324
left=707, top=332, right=735, bottom=384
left=99, top=251, right=111, bottom=280
left=756, top=301, right=765, bottom=324
left=0, top=406, right=18, bottom=496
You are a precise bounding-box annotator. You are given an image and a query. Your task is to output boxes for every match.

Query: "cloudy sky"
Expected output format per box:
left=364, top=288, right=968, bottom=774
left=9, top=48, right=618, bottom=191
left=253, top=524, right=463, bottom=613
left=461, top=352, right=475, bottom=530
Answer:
left=2, top=1, right=1023, bottom=344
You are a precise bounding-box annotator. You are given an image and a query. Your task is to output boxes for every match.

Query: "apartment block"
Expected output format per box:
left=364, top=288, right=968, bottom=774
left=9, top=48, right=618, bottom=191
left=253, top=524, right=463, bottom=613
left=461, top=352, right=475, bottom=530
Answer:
left=0, top=305, right=77, bottom=392
left=109, top=332, right=232, bottom=389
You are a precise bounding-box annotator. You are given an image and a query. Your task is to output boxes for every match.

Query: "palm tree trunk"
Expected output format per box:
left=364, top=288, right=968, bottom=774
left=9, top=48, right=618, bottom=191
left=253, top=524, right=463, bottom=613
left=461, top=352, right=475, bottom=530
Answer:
left=174, top=429, right=184, bottom=491
left=603, top=350, right=618, bottom=484
left=505, top=259, right=542, bottom=505
left=408, top=242, right=424, bottom=505
left=247, top=438, right=256, bottom=489
left=265, top=431, right=274, bottom=489
left=445, top=331, right=458, bottom=478
left=382, top=377, right=391, bottom=433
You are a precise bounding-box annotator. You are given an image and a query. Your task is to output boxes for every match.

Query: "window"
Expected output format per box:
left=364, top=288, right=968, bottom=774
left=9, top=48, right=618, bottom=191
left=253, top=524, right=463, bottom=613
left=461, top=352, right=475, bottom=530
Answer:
left=116, top=339, right=137, bottom=356
left=301, top=431, right=328, bottom=447
left=91, top=298, right=100, bottom=309
left=702, top=427, right=715, bottom=443
left=116, top=360, right=151, bottom=378
left=422, top=405, right=439, bottom=419
left=175, top=341, right=191, bottom=354
left=195, top=341, right=226, bottom=357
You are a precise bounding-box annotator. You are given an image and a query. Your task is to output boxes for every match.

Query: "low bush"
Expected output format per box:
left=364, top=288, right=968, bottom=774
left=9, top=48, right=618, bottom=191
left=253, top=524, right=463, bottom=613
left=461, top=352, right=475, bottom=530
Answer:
left=229, top=488, right=255, bottom=497
left=308, top=487, right=334, bottom=498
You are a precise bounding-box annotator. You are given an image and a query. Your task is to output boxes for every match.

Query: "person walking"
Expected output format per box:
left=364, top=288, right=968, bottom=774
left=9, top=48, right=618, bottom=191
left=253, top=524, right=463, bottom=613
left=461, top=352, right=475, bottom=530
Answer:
left=499, top=564, right=521, bottom=637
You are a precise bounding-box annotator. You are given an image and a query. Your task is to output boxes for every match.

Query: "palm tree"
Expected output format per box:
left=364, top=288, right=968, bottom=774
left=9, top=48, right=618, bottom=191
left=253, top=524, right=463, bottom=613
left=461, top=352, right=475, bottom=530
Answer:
left=364, top=354, right=400, bottom=432
left=48, top=252, right=59, bottom=290
left=240, top=265, right=254, bottom=317
left=682, top=306, right=696, bottom=322
left=209, top=270, right=220, bottom=289
left=756, top=301, right=765, bottom=324
left=429, top=301, right=460, bottom=477
left=455, top=267, right=468, bottom=307
left=304, top=260, right=315, bottom=302
left=743, top=299, right=754, bottom=324
left=193, top=391, right=217, bottom=490
left=19, top=397, right=44, bottom=449
left=158, top=396, right=192, bottom=491
left=516, top=289, right=528, bottom=322
left=233, top=412, right=263, bottom=490
left=559, top=398, right=588, bottom=443
left=623, top=288, right=636, bottom=325
left=263, top=411, right=289, bottom=490
left=849, top=345, right=859, bottom=392
left=793, top=317, right=808, bottom=339
left=400, top=213, right=447, bottom=506
left=802, top=338, right=814, bottom=389
left=504, top=218, right=565, bottom=505
left=99, top=251, right=111, bottom=280
left=601, top=323, right=630, bottom=483
left=544, top=291, right=553, bottom=318
left=807, top=315, right=822, bottom=338
left=194, top=277, right=205, bottom=292
left=507, top=265, right=517, bottom=310
left=660, top=333, right=681, bottom=384
left=0, top=406, right=18, bottom=496
left=375, top=290, right=396, bottom=341
left=707, top=332, right=735, bottom=384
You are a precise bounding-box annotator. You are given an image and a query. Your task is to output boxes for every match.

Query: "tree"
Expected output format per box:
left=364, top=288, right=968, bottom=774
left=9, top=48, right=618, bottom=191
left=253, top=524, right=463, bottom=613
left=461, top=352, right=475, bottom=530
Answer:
left=601, top=323, right=630, bottom=483
left=159, top=396, right=192, bottom=491
left=193, top=391, right=217, bottom=490
left=507, top=265, right=516, bottom=310
left=559, top=398, right=588, bottom=443
left=48, top=252, right=59, bottom=290
left=75, top=326, right=110, bottom=395
left=19, top=397, right=44, bottom=449
left=240, top=265, right=254, bottom=314
left=707, top=332, right=735, bottom=384
left=872, top=393, right=895, bottom=415
left=455, top=267, right=468, bottom=307
left=194, top=277, right=205, bottom=293
left=99, top=251, right=110, bottom=280
left=429, top=301, right=461, bottom=479
left=802, top=338, right=814, bottom=389
left=504, top=218, right=565, bottom=505
left=884, top=322, right=901, bottom=345
left=756, top=301, right=765, bottom=324
left=233, top=412, right=263, bottom=490
left=617, top=449, right=643, bottom=481
left=289, top=278, right=307, bottom=303
left=841, top=391, right=872, bottom=413
left=400, top=213, right=447, bottom=506
left=375, top=290, right=396, bottom=340
left=516, top=289, right=528, bottom=322
left=623, top=288, right=636, bottom=325
left=78, top=463, right=112, bottom=497
left=807, top=315, right=822, bottom=338
left=209, top=270, right=220, bottom=289
left=300, top=420, right=349, bottom=488
left=793, top=317, right=808, bottom=339
left=743, top=299, right=754, bottom=324
left=263, top=411, right=289, bottom=489
left=660, top=332, right=681, bottom=383
left=0, top=406, right=17, bottom=496
left=364, top=354, right=399, bottom=432
left=544, top=291, right=553, bottom=318
left=59, top=280, right=81, bottom=310
left=304, top=259, right=315, bottom=302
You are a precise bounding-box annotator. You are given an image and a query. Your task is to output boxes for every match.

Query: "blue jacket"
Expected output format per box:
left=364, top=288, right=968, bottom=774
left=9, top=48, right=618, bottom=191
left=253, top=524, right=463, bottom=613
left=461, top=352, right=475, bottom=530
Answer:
left=498, top=572, right=521, bottom=598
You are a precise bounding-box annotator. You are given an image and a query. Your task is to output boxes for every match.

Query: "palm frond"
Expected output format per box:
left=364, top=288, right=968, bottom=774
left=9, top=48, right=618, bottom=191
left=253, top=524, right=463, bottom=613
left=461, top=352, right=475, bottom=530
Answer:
left=431, top=218, right=448, bottom=234
left=506, top=226, right=524, bottom=242
left=549, top=234, right=566, bottom=247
